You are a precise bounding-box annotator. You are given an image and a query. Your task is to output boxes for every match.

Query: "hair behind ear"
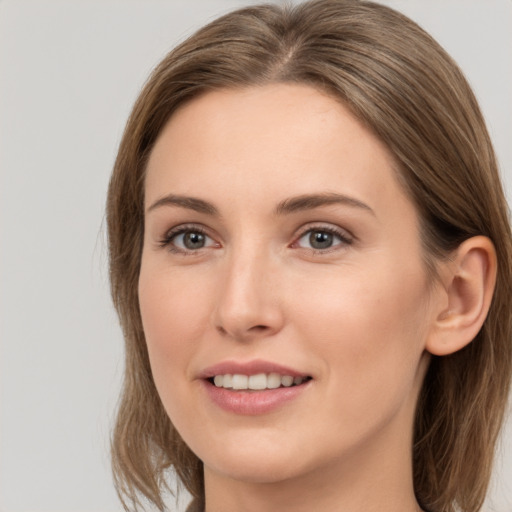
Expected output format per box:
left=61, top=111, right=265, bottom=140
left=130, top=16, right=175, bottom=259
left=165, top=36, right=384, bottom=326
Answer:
left=414, top=237, right=510, bottom=512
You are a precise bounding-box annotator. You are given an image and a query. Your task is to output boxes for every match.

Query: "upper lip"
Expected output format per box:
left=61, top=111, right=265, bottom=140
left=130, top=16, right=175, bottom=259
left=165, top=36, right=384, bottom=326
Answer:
left=198, top=359, right=309, bottom=379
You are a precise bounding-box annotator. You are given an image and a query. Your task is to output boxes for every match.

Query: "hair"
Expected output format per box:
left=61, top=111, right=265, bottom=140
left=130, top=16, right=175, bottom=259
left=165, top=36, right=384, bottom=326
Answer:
left=106, top=1, right=512, bottom=511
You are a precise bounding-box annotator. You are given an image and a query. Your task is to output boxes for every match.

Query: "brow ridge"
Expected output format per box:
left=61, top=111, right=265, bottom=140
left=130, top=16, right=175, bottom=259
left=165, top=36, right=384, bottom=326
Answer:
left=146, top=192, right=374, bottom=217
left=274, top=192, right=374, bottom=216
left=147, top=194, right=218, bottom=216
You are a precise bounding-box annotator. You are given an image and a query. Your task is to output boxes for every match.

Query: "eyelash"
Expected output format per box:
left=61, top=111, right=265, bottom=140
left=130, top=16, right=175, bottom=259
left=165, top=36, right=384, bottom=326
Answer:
left=293, top=224, right=353, bottom=253
left=158, top=224, right=215, bottom=254
left=158, top=223, right=353, bottom=255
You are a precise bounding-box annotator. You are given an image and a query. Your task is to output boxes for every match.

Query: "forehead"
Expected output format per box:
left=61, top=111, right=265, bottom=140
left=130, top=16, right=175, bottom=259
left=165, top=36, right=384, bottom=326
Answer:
left=144, top=83, right=414, bottom=221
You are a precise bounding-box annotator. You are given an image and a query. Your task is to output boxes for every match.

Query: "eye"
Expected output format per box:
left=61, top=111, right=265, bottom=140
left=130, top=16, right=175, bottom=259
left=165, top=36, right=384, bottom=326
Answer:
left=160, top=225, right=218, bottom=253
left=294, top=227, right=352, bottom=251
left=175, top=231, right=210, bottom=250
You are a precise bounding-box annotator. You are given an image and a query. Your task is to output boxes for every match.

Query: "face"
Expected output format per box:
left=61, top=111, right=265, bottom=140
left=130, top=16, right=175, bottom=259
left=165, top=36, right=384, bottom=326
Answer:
left=139, top=84, right=438, bottom=487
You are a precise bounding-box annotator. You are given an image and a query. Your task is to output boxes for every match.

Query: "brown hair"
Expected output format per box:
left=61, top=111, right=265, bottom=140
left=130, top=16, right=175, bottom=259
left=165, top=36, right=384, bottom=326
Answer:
left=106, top=1, right=512, bottom=511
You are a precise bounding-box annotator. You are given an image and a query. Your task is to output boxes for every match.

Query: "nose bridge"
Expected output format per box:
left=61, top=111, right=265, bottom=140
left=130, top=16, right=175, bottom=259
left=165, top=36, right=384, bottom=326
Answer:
left=214, top=241, right=282, bottom=340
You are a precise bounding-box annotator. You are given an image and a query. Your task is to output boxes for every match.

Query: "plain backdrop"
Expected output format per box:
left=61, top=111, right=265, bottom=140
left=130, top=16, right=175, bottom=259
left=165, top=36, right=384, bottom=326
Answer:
left=0, top=1, right=511, bottom=511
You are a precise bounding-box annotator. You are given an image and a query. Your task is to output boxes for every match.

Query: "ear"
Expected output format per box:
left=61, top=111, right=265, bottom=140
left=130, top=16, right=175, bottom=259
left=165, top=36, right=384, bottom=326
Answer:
left=426, top=236, right=497, bottom=356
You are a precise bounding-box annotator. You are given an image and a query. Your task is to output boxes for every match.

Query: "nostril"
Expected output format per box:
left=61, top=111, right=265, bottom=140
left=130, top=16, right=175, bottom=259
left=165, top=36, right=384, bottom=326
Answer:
left=251, top=325, right=269, bottom=331
left=216, top=324, right=270, bottom=336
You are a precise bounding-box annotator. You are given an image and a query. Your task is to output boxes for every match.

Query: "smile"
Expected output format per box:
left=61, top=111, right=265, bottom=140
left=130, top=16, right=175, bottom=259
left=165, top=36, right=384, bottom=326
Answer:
left=211, top=373, right=310, bottom=390
left=200, top=360, right=313, bottom=414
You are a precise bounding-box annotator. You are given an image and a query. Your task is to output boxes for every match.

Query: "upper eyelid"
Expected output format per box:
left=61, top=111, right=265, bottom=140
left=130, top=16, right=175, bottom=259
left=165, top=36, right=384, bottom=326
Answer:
left=161, top=221, right=351, bottom=234
left=159, top=223, right=216, bottom=246
left=164, top=223, right=211, bottom=238
left=294, top=222, right=354, bottom=240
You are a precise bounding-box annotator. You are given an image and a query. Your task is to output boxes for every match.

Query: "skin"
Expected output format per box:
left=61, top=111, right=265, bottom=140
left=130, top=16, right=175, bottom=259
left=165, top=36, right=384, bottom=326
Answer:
left=139, top=83, right=449, bottom=512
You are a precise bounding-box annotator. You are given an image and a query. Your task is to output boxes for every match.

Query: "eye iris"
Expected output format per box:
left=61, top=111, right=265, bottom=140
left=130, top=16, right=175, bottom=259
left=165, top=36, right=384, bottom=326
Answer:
left=309, top=231, right=333, bottom=249
left=184, top=231, right=205, bottom=249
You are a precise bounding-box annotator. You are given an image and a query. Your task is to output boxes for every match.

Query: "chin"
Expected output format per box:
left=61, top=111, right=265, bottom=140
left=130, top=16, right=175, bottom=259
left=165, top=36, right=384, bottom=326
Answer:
left=205, top=452, right=309, bottom=485
left=201, top=429, right=353, bottom=490
left=191, top=428, right=313, bottom=484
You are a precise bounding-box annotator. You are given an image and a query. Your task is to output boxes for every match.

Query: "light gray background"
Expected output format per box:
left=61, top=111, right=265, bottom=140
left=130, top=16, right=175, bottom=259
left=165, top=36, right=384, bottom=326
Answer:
left=0, top=1, right=511, bottom=511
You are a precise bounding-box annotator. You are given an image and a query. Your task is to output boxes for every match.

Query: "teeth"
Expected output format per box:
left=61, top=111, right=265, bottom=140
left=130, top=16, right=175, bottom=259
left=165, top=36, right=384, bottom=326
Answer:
left=281, top=375, right=294, bottom=387
left=267, top=373, right=281, bottom=389
left=211, top=373, right=309, bottom=390
left=232, top=374, right=248, bottom=390
left=222, top=374, right=233, bottom=389
left=248, top=373, right=267, bottom=390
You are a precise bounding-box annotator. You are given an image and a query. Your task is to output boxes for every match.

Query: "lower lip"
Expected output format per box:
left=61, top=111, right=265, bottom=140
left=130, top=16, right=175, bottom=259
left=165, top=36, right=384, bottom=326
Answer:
left=202, top=380, right=311, bottom=415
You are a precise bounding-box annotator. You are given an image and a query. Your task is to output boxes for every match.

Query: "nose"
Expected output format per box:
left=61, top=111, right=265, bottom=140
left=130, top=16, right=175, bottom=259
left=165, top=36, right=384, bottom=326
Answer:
left=213, top=248, right=285, bottom=342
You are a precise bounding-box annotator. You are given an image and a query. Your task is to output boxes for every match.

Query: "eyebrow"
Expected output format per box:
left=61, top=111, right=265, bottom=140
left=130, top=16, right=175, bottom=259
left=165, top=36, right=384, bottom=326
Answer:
left=274, top=192, right=375, bottom=216
left=146, top=192, right=374, bottom=217
left=147, top=194, right=219, bottom=216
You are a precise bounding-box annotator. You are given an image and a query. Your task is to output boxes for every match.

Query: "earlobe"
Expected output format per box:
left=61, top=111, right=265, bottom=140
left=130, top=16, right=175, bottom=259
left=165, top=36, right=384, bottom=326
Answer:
left=426, top=236, right=497, bottom=356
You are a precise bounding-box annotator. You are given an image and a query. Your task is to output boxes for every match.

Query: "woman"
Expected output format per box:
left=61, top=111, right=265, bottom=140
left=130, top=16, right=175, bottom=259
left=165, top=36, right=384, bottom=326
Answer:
left=106, top=1, right=512, bottom=511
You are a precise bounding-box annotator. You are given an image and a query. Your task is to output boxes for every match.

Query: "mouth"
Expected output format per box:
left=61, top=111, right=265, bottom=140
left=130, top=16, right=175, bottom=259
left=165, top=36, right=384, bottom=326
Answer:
left=199, top=360, right=313, bottom=414
left=207, top=373, right=312, bottom=391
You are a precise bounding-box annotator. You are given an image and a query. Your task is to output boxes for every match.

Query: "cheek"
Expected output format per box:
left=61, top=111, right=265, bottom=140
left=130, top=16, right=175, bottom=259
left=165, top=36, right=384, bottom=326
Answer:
left=292, top=262, right=431, bottom=413
left=138, top=265, right=214, bottom=406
